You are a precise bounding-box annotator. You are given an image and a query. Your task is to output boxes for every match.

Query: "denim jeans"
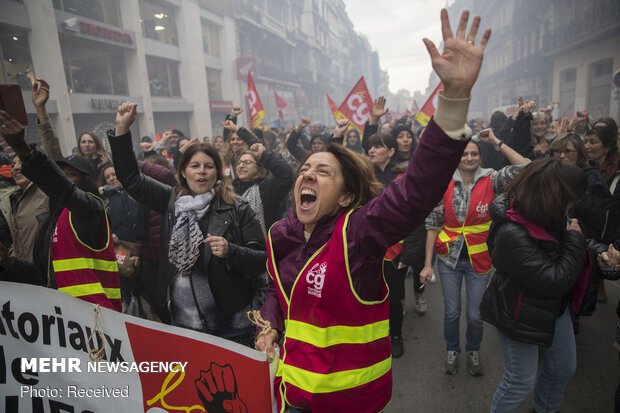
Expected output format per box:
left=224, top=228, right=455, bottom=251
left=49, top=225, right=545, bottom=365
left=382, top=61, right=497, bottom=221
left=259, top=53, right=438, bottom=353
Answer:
left=437, top=258, right=489, bottom=352
left=490, top=309, right=576, bottom=413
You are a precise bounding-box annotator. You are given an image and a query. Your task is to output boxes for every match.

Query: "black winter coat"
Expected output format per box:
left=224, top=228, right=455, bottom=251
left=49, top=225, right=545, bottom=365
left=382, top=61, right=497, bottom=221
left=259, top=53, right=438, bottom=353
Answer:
left=108, top=131, right=267, bottom=317
left=102, top=186, right=139, bottom=242
left=480, top=195, right=587, bottom=347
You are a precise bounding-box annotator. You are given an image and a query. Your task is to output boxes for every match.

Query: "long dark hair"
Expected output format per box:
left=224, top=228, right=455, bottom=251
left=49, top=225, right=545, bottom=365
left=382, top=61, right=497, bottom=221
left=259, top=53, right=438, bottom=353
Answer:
left=504, top=158, right=587, bottom=229
left=176, top=143, right=235, bottom=204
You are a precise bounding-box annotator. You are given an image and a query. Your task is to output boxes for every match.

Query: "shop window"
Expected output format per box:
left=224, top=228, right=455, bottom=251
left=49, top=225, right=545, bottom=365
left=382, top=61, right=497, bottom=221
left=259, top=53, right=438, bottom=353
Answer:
left=140, top=0, right=178, bottom=46
left=53, top=0, right=121, bottom=27
left=587, top=58, right=613, bottom=118
left=206, top=68, right=222, bottom=100
left=0, top=28, right=35, bottom=90
left=201, top=19, right=220, bottom=57
left=62, top=43, right=128, bottom=95
left=146, top=56, right=181, bottom=97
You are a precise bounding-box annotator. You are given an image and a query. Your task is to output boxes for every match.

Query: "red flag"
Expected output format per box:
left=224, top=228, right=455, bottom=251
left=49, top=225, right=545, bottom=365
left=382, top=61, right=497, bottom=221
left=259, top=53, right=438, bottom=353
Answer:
left=338, top=76, right=373, bottom=131
left=274, top=91, right=287, bottom=122
left=415, top=83, right=444, bottom=126
left=327, top=94, right=348, bottom=123
left=327, top=94, right=361, bottom=144
left=247, top=72, right=266, bottom=127
left=411, top=99, right=420, bottom=115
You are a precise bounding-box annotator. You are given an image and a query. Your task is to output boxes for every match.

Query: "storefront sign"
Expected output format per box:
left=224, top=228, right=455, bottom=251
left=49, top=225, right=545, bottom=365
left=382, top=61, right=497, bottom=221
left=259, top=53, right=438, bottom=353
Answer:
left=80, top=22, right=134, bottom=45
left=209, top=100, right=233, bottom=112
left=90, top=98, right=123, bottom=110
left=0, top=282, right=276, bottom=412
left=62, top=16, right=136, bottom=49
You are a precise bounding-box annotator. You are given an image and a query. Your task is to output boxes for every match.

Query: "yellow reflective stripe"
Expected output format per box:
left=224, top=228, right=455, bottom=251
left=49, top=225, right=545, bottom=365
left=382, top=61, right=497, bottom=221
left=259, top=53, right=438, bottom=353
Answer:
left=467, top=242, right=489, bottom=255
left=437, top=230, right=456, bottom=242
left=285, top=319, right=389, bottom=348
left=58, top=283, right=121, bottom=299
left=282, top=357, right=391, bottom=394
left=53, top=258, right=118, bottom=273
left=463, top=222, right=491, bottom=234
left=444, top=222, right=490, bottom=235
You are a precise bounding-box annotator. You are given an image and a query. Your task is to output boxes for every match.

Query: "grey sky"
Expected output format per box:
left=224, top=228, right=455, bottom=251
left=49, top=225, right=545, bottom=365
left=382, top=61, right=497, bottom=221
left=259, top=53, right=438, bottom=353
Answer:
left=342, top=1, right=445, bottom=95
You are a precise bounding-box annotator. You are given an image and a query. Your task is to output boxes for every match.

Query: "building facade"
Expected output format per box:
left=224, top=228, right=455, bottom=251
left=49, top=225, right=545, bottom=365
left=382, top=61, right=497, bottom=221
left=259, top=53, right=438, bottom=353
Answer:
left=1, top=0, right=384, bottom=155
left=444, top=0, right=620, bottom=121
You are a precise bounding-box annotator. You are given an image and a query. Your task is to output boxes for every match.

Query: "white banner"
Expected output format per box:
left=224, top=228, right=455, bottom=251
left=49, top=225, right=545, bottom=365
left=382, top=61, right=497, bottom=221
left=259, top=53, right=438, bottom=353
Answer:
left=0, top=281, right=275, bottom=413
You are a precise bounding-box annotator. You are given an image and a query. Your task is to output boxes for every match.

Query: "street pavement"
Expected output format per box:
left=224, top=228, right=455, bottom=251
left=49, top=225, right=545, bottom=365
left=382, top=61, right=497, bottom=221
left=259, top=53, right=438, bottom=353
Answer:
left=386, top=273, right=619, bottom=412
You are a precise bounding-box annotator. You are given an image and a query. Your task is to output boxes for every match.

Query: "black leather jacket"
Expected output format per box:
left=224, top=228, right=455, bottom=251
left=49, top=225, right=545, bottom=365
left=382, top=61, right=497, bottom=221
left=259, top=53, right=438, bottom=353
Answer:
left=107, top=131, right=267, bottom=319
left=480, top=195, right=587, bottom=347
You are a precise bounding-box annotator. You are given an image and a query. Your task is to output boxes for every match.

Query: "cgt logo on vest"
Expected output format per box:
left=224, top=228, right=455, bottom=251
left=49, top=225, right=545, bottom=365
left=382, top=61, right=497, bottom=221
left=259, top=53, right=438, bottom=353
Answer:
left=476, top=201, right=489, bottom=218
left=306, top=262, right=327, bottom=298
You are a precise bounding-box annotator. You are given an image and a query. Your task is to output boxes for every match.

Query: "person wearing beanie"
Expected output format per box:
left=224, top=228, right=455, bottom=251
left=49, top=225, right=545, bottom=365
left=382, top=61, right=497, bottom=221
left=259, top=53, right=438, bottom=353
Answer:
left=0, top=109, right=121, bottom=311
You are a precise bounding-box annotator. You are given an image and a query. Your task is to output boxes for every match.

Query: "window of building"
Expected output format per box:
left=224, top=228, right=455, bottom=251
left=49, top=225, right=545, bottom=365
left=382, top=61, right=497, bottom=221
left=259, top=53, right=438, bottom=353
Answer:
left=0, top=28, right=35, bottom=90
left=206, top=68, right=222, bottom=100
left=559, top=68, right=576, bottom=117
left=53, top=0, right=121, bottom=27
left=267, top=0, right=283, bottom=22
left=201, top=20, right=220, bottom=57
left=146, top=55, right=181, bottom=97
left=61, top=43, right=127, bottom=95
left=140, top=0, right=178, bottom=45
left=587, top=58, right=613, bottom=118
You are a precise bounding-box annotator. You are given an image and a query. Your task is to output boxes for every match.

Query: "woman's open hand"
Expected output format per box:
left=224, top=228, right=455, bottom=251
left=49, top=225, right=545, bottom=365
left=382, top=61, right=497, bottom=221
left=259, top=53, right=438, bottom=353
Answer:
left=423, top=9, right=491, bottom=99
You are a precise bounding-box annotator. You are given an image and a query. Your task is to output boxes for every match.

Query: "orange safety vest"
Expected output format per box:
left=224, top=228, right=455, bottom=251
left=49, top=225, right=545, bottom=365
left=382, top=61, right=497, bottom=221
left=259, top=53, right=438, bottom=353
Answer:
left=267, top=210, right=391, bottom=413
left=435, top=176, right=493, bottom=274
left=51, top=205, right=121, bottom=311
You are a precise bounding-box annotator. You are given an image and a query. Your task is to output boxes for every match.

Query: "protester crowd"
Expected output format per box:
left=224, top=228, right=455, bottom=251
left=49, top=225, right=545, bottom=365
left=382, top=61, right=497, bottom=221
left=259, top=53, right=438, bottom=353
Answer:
left=1, top=8, right=620, bottom=413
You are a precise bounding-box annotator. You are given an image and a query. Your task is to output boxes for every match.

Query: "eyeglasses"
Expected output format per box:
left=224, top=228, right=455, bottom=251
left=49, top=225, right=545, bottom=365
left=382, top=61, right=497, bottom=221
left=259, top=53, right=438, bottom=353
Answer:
left=551, top=149, right=577, bottom=157
left=237, top=159, right=256, bottom=167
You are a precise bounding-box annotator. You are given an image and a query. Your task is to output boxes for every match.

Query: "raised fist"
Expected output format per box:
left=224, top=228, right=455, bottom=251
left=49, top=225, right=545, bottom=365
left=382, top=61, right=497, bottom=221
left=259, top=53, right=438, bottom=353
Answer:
left=195, top=363, right=247, bottom=413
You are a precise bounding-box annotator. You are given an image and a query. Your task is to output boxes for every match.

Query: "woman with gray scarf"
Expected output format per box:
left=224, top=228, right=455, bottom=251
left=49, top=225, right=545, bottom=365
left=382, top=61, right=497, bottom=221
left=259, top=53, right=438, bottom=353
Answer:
left=107, top=103, right=267, bottom=346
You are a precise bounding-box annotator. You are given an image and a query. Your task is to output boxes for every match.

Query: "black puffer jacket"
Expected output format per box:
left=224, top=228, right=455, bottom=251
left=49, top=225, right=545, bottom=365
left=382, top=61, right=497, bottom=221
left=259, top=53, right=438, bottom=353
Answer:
left=480, top=195, right=587, bottom=347
left=108, top=131, right=267, bottom=319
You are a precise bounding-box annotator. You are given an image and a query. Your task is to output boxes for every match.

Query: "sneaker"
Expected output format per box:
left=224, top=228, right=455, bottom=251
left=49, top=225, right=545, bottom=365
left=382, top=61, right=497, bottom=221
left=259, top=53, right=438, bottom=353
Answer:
left=467, top=351, right=484, bottom=376
left=391, top=336, right=404, bottom=359
left=414, top=292, right=427, bottom=315
left=443, top=350, right=458, bottom=374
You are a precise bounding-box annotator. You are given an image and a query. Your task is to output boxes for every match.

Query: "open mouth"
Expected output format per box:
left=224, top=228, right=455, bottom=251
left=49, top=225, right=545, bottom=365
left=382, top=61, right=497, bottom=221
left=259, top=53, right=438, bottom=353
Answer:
left=299, top=188, right=317, bottom=210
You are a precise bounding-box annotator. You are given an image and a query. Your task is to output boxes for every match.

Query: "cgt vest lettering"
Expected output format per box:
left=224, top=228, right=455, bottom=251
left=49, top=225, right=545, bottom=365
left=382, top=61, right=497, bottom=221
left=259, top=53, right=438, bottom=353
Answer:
left=435, top=176, right=494, bottom=274
left=51, top=206, right=121, bottom=311
left=267, top=210, right=391, bottom=413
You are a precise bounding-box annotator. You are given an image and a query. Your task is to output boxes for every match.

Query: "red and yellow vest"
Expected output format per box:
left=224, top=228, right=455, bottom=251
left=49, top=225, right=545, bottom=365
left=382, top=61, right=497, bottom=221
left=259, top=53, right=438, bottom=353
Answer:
left=267, top=210, right=392, bottom=413
left=435, top=176, right=494, bottom=274
left=51, top=206, right=121, bottom=311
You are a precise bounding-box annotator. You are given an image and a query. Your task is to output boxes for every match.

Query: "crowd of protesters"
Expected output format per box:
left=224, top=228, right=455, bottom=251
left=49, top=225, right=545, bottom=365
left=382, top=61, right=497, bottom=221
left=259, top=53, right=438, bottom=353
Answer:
left=0, top=8, right=620, bottom=413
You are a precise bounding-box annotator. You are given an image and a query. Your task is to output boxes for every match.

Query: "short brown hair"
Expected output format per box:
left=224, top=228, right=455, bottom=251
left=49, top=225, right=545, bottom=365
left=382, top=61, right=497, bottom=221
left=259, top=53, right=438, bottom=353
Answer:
left=548, top=134, right=588, bottom=166
left=504, top=158, right=587, bottom=229
left=176, top=143, right=235, bottom=204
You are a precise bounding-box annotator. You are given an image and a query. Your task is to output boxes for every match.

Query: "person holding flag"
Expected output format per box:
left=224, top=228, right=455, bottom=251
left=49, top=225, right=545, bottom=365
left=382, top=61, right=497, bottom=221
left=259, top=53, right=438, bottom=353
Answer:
left=255, top=9, right=491, bottom=413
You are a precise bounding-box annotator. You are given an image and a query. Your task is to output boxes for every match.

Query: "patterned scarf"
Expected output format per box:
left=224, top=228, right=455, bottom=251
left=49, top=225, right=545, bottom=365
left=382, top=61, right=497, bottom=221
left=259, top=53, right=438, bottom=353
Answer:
left=241, top=184, right=266, bottom=236
left=169, top=190, right=215, bottom=276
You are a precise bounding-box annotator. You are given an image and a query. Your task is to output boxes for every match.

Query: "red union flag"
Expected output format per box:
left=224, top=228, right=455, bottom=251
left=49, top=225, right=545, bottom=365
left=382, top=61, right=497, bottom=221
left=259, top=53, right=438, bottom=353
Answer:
left=274, top=90, right=287, bottom=122
left=415, top=83, right=444, bottom=126
left=247, top=72, right=266, bottom=127
left=338, top=76, right=373, bottom=131
left=411, top=99, right=420, bottom=115
left=327, top=94, right=348, bottom=123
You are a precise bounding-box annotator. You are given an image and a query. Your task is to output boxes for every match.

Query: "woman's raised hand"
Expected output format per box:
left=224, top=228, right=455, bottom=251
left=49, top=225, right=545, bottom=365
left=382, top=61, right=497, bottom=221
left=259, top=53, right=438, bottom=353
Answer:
left=478, top=128, right=499, bottom=145
left=423, top=9, right=491, bottom=99
left=222, top=119, right=239, bottom=133
left=115, top=102, right=138, bottom=136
